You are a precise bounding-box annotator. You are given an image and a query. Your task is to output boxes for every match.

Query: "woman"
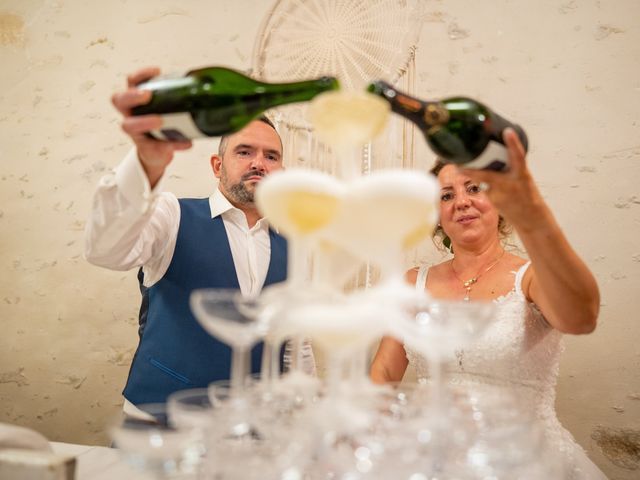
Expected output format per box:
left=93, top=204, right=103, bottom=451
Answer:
left=370, top=129, right=607, bottom=479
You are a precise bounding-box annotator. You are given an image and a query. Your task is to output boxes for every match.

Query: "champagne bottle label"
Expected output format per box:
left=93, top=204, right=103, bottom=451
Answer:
left=463, top=140, right=510, bottom=171
left=137, top=73, right=192, bottom=91
left=148, top=112, right=205, bottom=142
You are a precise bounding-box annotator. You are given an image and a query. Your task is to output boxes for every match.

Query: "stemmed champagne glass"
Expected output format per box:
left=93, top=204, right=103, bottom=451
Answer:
left=166, top=388, right=215, bottom=477
left=234, top=294, right=287, bottom=385
left=393, top=298, right=496, bottom=474
left=461, top=384, right=564, bottom=478
left=189, top=290, right=283, bottom=478
left=256, top=168, right=346, bottom=290
left=293, top=294, right=387, bottom=393
left=308, top=90, right=390, bottom=181
left=321, top=169, right=438, bottom=286
left=322, top=168, right=441, bottom=348
left=254, top=168, right=346, bottom=377
left=189, top=289, right=267, bottom=394
left=282, top=293, right=396, bottom=479
left=401, top=299, right=496, bottom=400
left=110, top=403, right=201, bottom=479
left=167, top=389, right=213, bottom=430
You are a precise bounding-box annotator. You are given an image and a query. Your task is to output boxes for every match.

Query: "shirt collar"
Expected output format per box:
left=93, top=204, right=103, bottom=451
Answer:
left=209, top=187, right=236, bottom=219
left=209, top=186, right=271, bottom=231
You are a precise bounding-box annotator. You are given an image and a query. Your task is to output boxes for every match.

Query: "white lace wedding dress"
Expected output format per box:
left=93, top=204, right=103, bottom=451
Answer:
left=406, top=262, right=607, bottom=479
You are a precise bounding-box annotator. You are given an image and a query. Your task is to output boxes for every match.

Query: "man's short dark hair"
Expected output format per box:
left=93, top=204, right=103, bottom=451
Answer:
left=218, top=115, right=277, bottom=158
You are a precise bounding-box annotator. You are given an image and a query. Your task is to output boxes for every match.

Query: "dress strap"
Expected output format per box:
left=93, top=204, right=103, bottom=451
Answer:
left=415, top=265, right=429, bottom=291
left=514, top=261, right=532, bottom=296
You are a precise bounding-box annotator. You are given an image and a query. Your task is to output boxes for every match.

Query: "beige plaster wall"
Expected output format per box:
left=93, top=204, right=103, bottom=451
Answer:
left=0, top=1, right=638, bottom=478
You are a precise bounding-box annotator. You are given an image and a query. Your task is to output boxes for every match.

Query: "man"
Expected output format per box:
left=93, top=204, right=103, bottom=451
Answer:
left=84, top=67, right=293, bottom=417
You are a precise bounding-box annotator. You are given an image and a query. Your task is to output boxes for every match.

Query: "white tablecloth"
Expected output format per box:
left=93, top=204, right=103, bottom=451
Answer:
left=50, top=442, right=154, bottom=480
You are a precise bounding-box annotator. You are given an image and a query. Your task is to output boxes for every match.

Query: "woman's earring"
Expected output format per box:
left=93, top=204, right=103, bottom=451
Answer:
left=443, top=235, right=452, bottom=252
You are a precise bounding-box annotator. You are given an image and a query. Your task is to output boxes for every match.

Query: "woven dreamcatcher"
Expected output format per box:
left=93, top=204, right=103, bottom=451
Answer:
left=251, top=0, right=424, bottom=174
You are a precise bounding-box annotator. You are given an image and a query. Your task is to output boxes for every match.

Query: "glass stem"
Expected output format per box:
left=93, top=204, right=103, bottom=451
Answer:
left=231, top=346, right=249, bottom=395
left=260, top=335, right=273, bottom=385
left=288, top=239, right=309, bottom=288
left=379, top=248, right=403, bottom=285
left=325, top=355, right=343, bottom=398
left=429, top=357, right=445, bottom=416
left=335, top=144, right=360, bottom=180
left=271, top=335, right=285, bottom=382
left=347, top=346, right=367, bottom=385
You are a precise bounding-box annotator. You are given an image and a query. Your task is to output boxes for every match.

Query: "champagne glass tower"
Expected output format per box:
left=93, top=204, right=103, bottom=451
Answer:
left=252, top=0, right=425, bottom=289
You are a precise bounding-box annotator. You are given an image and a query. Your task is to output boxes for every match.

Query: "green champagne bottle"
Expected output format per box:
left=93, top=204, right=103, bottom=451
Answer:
left=132, top=66, right=340, bottom=141
left=367, top=81, right=528, bottom=171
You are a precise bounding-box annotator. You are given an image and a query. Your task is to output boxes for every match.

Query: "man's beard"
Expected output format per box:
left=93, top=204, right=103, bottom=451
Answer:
left=228, top=182, right=254, bottom=204
left=221, top=167, right=264, bottom=205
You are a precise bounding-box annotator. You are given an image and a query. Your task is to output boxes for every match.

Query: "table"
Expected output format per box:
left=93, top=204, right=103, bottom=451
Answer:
left=50, top=442, right=154, bottom=480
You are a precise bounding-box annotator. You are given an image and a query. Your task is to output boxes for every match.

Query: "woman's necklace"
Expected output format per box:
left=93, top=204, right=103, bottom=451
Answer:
left=450, top=249, right=506, bottom=301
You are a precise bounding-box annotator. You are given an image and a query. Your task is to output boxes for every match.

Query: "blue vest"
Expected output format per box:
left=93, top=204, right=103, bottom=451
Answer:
left=123, top=198, right=288, bottom=405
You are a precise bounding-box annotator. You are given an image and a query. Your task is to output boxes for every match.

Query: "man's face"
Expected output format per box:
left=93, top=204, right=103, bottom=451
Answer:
left=212, top=120, right=283, bottom=205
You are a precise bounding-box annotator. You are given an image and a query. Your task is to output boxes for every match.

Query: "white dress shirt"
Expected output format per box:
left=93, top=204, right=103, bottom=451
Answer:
left=84, top=149, right=315, bottom=419
left=84, top=149, right=271, bottom=295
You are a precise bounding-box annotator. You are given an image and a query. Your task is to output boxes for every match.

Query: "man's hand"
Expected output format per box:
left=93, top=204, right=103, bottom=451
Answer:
left=111, top=67, right=192, bottom=187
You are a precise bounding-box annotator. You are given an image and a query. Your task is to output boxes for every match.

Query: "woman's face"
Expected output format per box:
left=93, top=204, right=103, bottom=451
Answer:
left=437, top=165, right=500, bottom=248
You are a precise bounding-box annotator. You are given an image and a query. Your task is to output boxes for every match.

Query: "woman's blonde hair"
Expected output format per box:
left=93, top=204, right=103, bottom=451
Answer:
left=433, top=218, right=512, bottom=252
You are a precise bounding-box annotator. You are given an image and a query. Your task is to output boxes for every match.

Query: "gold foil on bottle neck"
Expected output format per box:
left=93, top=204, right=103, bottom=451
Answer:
left=423, top=103, right=449, bottom=126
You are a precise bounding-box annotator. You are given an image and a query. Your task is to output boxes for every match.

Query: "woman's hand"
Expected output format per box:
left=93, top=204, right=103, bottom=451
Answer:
left=459, top=128, right=546, bottom=233
left=462, top=129, right=599, bottom=334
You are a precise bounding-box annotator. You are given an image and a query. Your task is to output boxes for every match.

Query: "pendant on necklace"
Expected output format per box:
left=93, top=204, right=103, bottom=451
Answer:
left=463, top=277, right=476, bottom=301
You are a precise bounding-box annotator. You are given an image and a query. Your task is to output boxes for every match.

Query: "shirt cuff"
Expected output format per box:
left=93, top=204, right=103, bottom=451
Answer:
left=114, top=148, right=165, bottom=213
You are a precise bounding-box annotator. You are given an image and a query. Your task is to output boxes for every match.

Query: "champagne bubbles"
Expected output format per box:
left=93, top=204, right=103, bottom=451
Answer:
left=256, top=166, right=439, bottom=291
left=255, top=169, right=346, bottom=239
left=308, top=90, right=390, bottom=147
left=324, top=169, right=439, bottom=267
